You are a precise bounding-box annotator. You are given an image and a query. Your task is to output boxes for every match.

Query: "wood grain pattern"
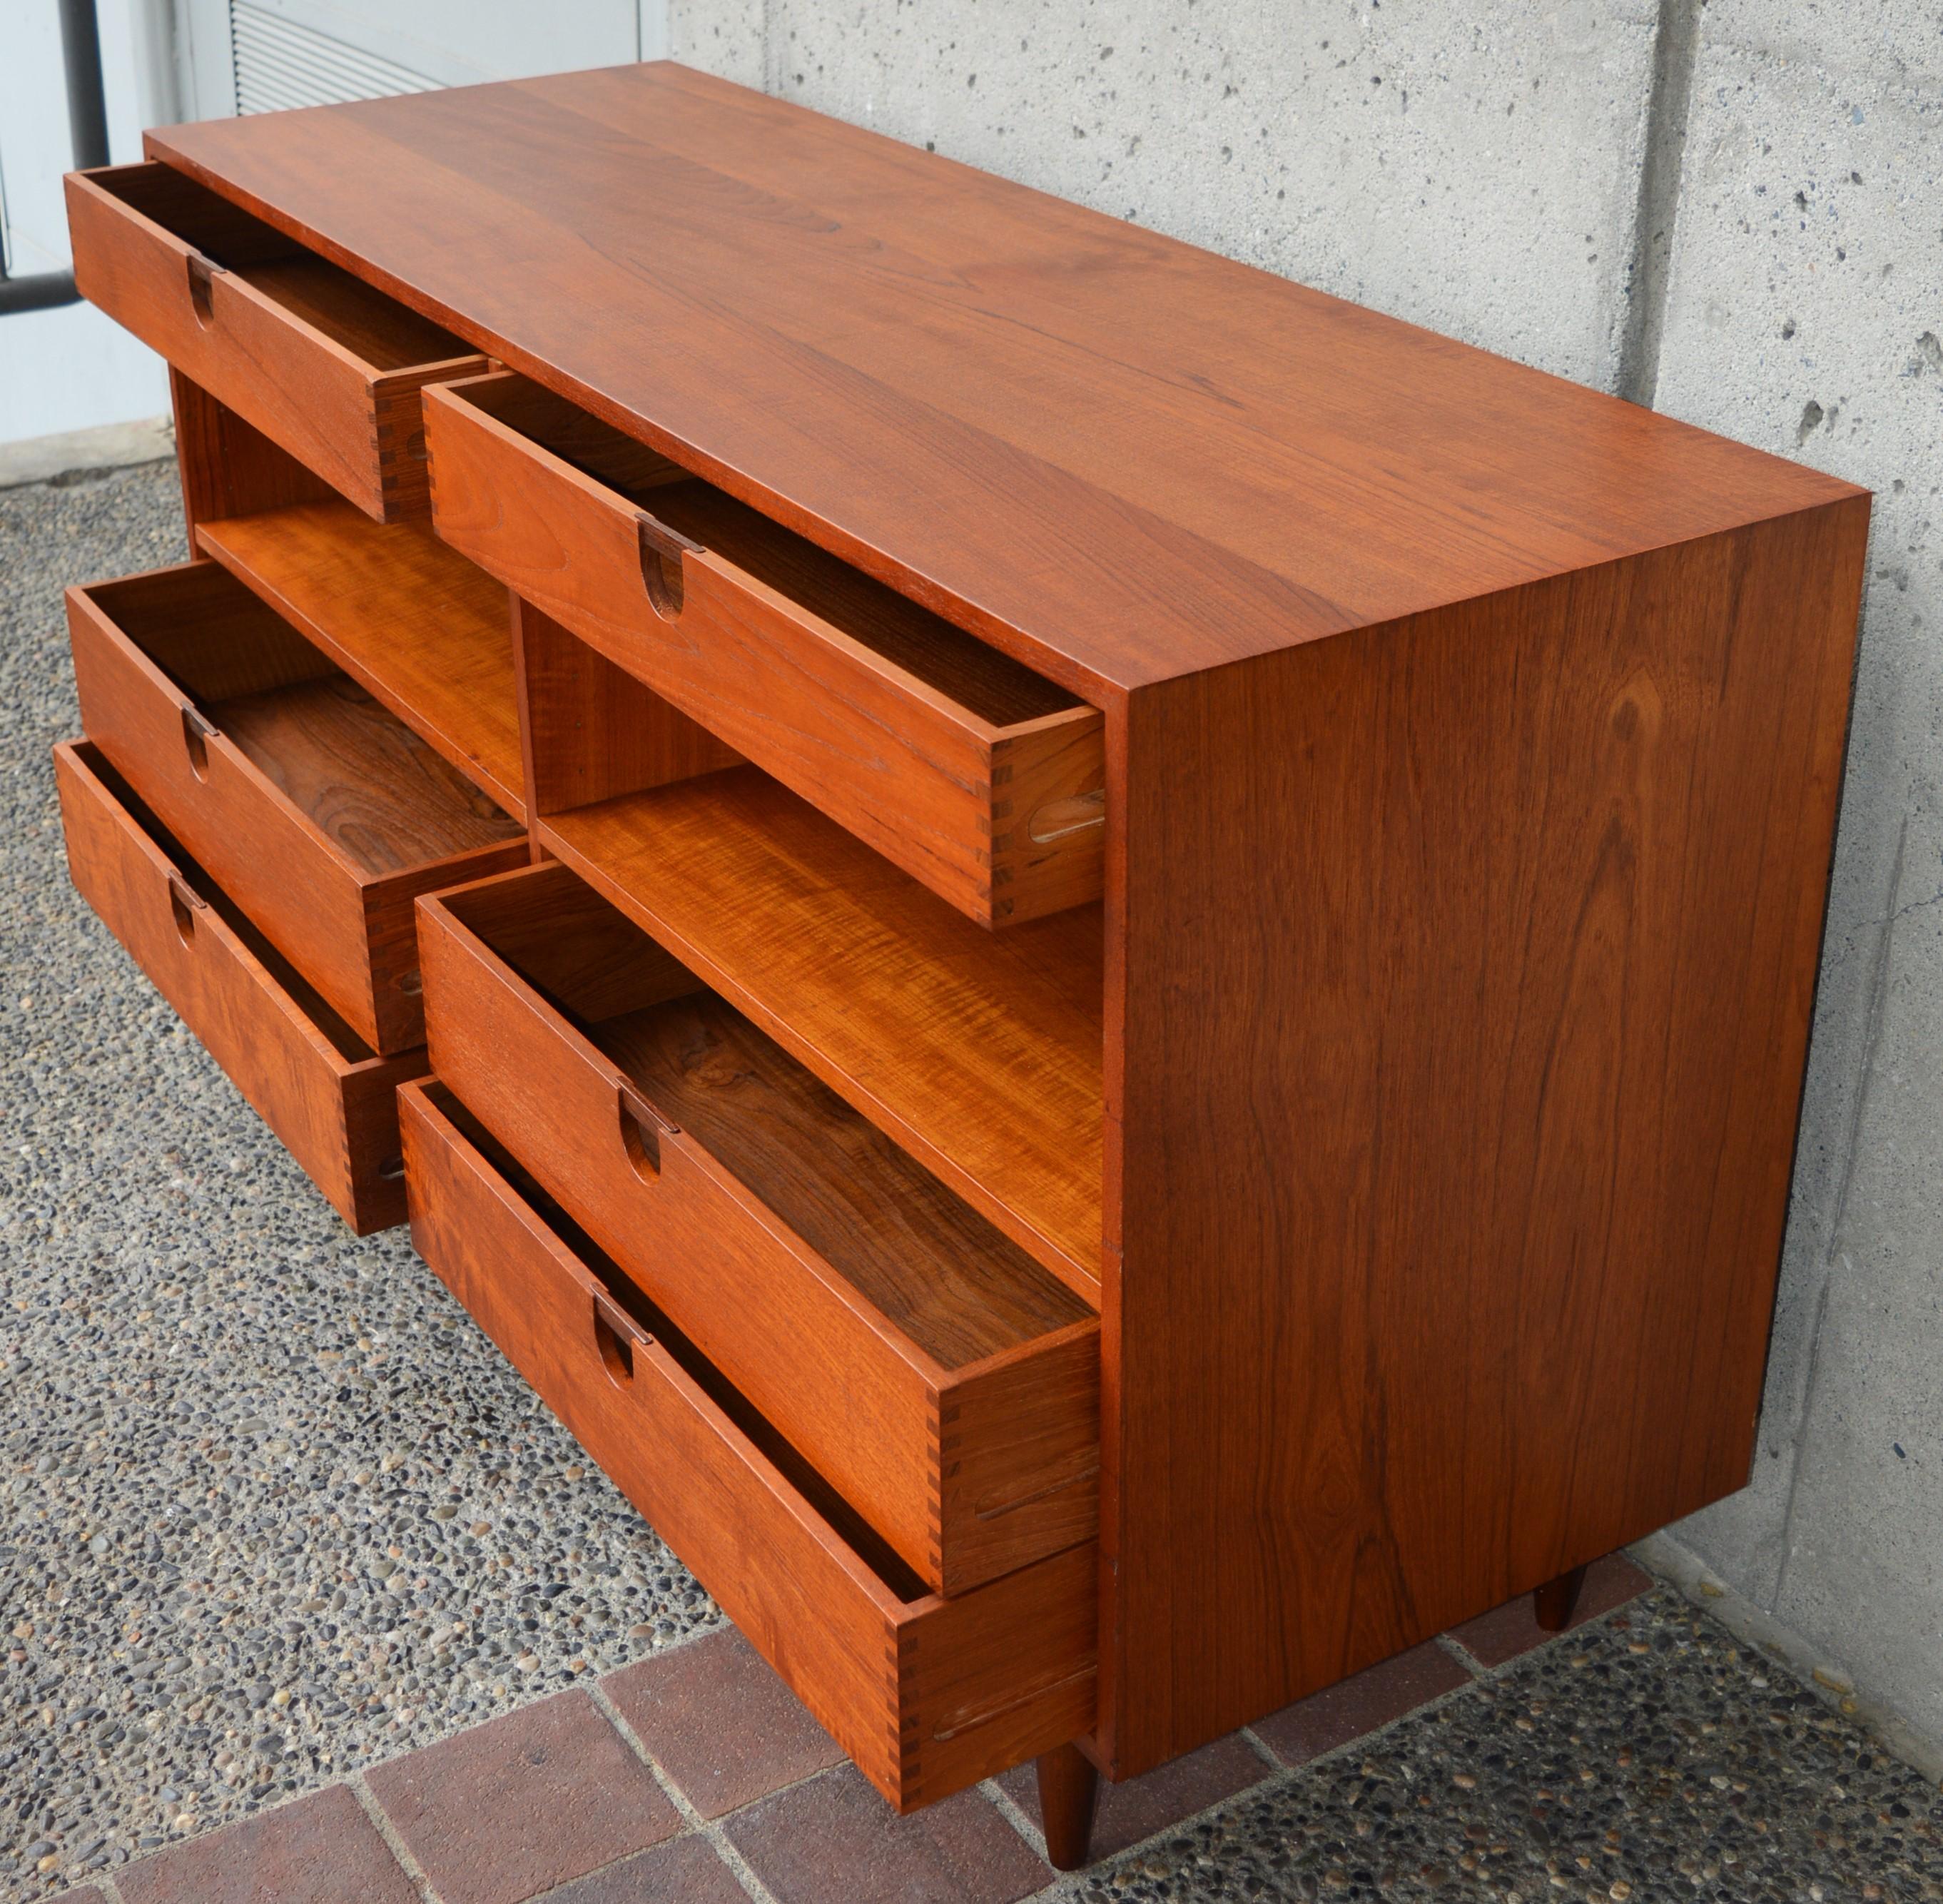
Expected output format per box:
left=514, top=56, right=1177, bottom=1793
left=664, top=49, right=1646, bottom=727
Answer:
left=437, top=376, right=1077, bottom=724
left=537, top=768, right=1105, bottom=1297
left=70, top=555, right=335, bottom=701
left=511, top=598, right=738, bottom=818
left=417, top=863, right=1099, bottom=1593
left=1038, top=1744, right=1100, bottom=1872
left=597, top=996, right=1089, bottom=1364
left=235, top=255, right=470, bottom=369
left=195, top=500, right=527, bottom=819
left=401, top=1075, right=1097, bottom=1808
left=426, top=374, right=1104, bottom=926
left=211, top=677, right=522, bottom=876
left=415, top=852, right=689, bottom=1025
left=55, top=741, right=421, bottom=1233
left=415, top=1081, right=930, bottom=1577
left=148, top=64, right=1856, bottom=695
left=170, top=370, right=335, bottom=544
left=1102, top=497, right=1871, bottom=1775
left=67, top=560, right=526, bottom=1055
left=68, top=162, right=484, bottom=522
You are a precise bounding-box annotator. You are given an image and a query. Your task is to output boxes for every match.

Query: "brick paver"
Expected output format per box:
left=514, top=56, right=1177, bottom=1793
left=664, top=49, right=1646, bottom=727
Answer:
left=1252, top=1638, right=1476, bottom=1768
left=529, top=1833, right=749, bottom=1902
left=998, top=1732, right=1268, bottom=1861
left=74, top=1556, right=1664, bottom=1903
left=726, top=1764, right=1050, bottom=1904
left=115, top=1783, right=415, bottom=1904
left=1446, top=1553, right=1653, bottom=1667
left=364, top=1690, right=679, bottom=1904
left=602, top=1629, right=843, bottom=1818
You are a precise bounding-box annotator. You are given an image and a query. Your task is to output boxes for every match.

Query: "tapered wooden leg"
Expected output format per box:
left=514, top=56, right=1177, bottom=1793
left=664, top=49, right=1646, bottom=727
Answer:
left=1037, top=1741, right=1099, bottom=1871
left=1533, top=1564, right=1588, bottom=1632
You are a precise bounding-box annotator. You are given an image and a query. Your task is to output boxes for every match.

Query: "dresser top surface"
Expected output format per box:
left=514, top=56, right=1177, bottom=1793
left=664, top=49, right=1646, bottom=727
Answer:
left=146, top=61, right=1859, bottom=694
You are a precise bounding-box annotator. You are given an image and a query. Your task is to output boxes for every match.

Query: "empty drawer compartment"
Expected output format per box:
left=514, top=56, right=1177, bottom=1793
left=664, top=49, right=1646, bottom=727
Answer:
left=69, top=560, right=529, bottom=1056
left=400, top=1078, right=1097, bottom=1808
left=416, top=861, right=1100, bottom=1594
left=423, top=371, right=1105, bottom=928
left=54, top=741, right=422, bottom=1233
left=66, top=161, right=487, bottom=520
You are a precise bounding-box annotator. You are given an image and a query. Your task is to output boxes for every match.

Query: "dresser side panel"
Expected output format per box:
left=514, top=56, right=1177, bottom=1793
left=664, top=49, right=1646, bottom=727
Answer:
left=1100, top=497, right=1868, bottom=1775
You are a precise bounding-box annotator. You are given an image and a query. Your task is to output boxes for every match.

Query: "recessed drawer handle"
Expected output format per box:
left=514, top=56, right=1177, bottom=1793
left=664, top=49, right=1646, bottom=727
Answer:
left=617, top=1078, right=676, bottom=1180
left=185, top=252, right=222, bottom=328
left=166, top=870, right=206, bottom=946
left=1028, top=790, right=1107, bottom=845
left=636, top=512, right=700, bottom=621
left=181, top=704, right=218, bottom=780
left=590, top=1287, right=651, bottom=1388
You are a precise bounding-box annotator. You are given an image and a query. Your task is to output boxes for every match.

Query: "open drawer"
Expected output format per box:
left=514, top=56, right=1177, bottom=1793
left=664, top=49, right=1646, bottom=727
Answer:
left=54, top=741, right=422, bottom=1233
left=422, top=372, right=1105, bottom=928
left=400, top=1078, right=1097, bottom=1808
left=416, top=861, right=1100, bottom=1595
left=66, top=162, right=486, bottom=520
left=68, top=560, right=529, bottom=1055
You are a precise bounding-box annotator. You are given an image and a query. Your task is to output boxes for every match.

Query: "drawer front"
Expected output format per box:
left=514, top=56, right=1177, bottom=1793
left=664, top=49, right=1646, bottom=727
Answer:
left=54, top=741, right=420, bottom=1233
left=401, top=1080, right=1097, bottom=1809
left=67, top=568, right=528, bottom=1055
left=424, top=378, right=1105, bottom=926
left=66, top=165, right=482, bottom=522
left=416, top=876, right=945, bottom=1576
left=418, top=868, right=1099, bottom=1594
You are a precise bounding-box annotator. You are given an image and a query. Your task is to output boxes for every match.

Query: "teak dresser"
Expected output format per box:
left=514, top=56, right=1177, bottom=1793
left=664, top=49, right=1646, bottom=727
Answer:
left=52, top=62, right=1868, bottom=1867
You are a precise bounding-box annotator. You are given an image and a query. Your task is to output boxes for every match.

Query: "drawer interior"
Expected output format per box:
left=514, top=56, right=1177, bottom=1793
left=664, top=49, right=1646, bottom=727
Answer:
left=94, top=163, right=472, bottom=373
left=418, top=1080, right=929, bottom=1599
left=540, top=767, right=1105, bottom=1297
left=86, top=562, right=524, bottom=876
left=445, top=868, right=1095, bottom=1367
left=196, top=503, right=527, bottom=821
left=81, top=746, right=373, bottom=1064
left=452, top=372, right=1084, bottom=728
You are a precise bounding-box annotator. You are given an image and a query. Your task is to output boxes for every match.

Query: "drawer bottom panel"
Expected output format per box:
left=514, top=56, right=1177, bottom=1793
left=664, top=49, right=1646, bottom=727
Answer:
left=398, top=1078, right=1097, bottom=1809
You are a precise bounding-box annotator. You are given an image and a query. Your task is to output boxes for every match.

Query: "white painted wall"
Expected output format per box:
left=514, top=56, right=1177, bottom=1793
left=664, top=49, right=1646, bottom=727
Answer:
left=0, top=0, right=671, bottom=445
left=173, top=0, right=666, bottom=119
left=0, top=0, right=178, bottom=441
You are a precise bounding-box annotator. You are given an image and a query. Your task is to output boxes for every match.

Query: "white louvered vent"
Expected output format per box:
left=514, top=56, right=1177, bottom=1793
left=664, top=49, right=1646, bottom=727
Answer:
left=230, top=3, right=440, bottom=114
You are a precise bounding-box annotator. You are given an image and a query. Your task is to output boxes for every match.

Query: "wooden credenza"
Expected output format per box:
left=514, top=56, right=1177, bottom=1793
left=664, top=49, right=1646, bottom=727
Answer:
left=53, top=61, right=1868, bottom=1868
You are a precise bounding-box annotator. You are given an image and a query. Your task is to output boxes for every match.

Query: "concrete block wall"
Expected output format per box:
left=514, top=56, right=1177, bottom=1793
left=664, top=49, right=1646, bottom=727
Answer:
left=666, top=0, right=1943, bottom=1751
left=672, top=0, right=1665, bottom=385
left=1652, top=0, right=1943, bottom=1747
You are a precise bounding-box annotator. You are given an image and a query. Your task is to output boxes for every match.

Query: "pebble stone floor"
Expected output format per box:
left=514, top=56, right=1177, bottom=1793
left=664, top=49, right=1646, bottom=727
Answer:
left=4, top=462, right=1942, bottom=1904
left=1, top=464, right=714, bottom=1898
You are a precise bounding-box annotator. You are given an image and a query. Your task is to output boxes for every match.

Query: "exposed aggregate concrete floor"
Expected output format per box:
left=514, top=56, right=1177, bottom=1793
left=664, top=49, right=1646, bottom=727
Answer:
left=1, top=465, right=717, bottom=1900
left=3, top=465, right=1941, bottom=1902
left=1071, top=1589, right=1942, bottom=1904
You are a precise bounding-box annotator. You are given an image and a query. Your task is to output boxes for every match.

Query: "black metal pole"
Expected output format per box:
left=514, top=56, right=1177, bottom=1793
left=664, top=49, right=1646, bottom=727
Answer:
left=59, top=0, right=113, bottom=169
left=0, top=271, right=80, bottom=315
left=0, top=0, right=111, bottom=314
